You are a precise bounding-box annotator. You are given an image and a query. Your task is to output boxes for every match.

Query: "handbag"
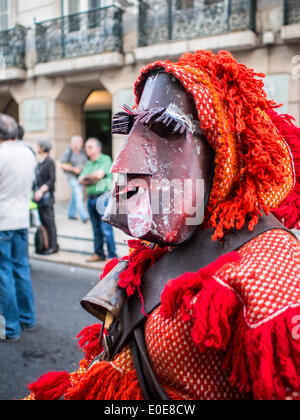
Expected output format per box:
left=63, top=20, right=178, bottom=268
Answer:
left=34, top=162, right=54, bottom=207
left=35, top=191, right=53, bottom=207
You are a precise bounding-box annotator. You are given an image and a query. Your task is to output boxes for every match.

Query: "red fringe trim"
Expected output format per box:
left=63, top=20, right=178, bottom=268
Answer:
left=77, top=324, right=105, bottom=362
left=161, top=252, right=300, bottom=400
left=100, top=258, right=120, bottom=280
left=161, top=252, right=241, bottom=351
left=118, top=241, right=169, bottom=298
left=267, top=109, right=300, bottom=229
left=100, top=241, right=168, bottom=307
left=28, top=371, right=71, bottom=401
left=64, top=362, right=144, bottom=401
left=225, top=307, right=300, bottom=400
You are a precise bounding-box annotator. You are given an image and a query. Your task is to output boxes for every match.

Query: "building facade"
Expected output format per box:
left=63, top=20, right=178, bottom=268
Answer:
left=0, top=0, right=300, bottom=200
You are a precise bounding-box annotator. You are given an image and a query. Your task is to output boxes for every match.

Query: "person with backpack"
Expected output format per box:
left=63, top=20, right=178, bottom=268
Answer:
left=60, top=135, right=89, bottom=223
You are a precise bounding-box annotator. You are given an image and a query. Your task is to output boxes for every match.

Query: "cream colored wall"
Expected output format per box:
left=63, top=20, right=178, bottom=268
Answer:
left=235, top=44, right=300, bottom=125
left=15, top=0, right=61, bottom=26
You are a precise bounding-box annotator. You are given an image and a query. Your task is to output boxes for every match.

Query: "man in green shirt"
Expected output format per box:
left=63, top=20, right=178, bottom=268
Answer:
left=79, top=138, right=117, bottom=263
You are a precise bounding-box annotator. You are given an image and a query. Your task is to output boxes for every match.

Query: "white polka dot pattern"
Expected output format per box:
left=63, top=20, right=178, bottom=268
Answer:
left=145, top=229, right=300, bottom=400
left=145, top=308, right=250, bottom=400
left=218, top=229, right=300, bottom=326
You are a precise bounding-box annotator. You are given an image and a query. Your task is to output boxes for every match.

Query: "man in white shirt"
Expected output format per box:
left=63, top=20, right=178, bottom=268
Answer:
left=0, top=114, right=37, bottom=342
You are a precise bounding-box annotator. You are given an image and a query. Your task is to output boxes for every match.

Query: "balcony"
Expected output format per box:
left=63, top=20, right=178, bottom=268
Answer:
left=0, top=25, right=27, bottom=70
left=282, top=0, right=300, bottom=43
left=138, top=0, right=256, bottom=47
left=35, top=6, right=123, bottom=64
left=285, top=0, right=300, bottom=25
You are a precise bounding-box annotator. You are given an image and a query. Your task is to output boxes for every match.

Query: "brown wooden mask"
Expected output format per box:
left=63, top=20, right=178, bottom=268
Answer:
left=103, top=71, right=214, bottom=246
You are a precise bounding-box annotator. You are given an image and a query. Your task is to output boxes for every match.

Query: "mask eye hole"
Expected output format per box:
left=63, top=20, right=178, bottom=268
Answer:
left=148, top=119, right=183, bottom=141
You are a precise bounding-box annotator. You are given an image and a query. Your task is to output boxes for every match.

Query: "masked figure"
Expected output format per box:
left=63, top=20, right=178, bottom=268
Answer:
left=26, top=51, right=300, bottom=401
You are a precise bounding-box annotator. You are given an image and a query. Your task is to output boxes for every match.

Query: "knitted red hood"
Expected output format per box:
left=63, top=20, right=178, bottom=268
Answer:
left=134, top=50, right=300, bottom=239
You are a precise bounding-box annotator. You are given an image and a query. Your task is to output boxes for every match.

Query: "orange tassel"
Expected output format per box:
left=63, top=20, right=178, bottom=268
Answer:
left=65, top=362, right=144, bottom=401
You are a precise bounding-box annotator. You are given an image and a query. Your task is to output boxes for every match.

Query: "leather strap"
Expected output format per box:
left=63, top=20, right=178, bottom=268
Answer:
left=130, top=327, right=169, bottom=400
left=108, top=214, right=294, bottom=359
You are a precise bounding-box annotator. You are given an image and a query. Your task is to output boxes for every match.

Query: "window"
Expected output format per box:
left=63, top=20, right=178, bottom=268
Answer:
left=0, top=0, right=9, bottom=31
left=89, top=0, right=101, bottom=9
left=88, top=0, right=101, bottom=28
left=68, top=0, right=81, bottom=32
left=204, top=0, right=222, bottom=4
left=68, top=0, right=81, bottom=14
left=285, top=0, right=300, bottom=25
left=175, top=0, right=194, bottom=10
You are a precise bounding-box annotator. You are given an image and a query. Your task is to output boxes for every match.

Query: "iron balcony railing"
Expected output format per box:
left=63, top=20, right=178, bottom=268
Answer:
left=35, top=6, right=123, bottom=64
left=138, top=0, right=256, bottom=47
left=285, top=0, right=300, bottom=25
left=0, top=25, right=27, bottom=69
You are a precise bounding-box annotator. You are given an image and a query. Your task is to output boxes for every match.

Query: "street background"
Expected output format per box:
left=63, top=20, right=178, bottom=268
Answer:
left=29, top=201, right=131, bottom=270
left=0, top=259, right=99, bottom=401
left=0, top=200, right=130, bottom=401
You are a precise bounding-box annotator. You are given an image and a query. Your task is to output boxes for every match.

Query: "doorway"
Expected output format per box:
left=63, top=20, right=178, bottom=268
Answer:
left=85, top=109, right=112, bottom=156
left=84, top=89, right=113, bottom=157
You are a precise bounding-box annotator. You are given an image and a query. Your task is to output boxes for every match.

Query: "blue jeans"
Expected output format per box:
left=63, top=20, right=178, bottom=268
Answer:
left=68, top=177, right=89, bottom=221
left=87, top=196, right=117, bottom=259
left=0, top=229, right=36, bottom=339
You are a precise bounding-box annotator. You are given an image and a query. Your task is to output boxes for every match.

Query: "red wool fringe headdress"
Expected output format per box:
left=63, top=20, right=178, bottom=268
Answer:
left=134, top=50, right=300, bottom=239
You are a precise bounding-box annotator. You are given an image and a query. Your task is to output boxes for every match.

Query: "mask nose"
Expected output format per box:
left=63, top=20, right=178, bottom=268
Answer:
left=111, top=130, right=158, bottom=175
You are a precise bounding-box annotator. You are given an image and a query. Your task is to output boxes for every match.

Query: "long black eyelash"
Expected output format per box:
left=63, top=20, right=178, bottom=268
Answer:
left=112, top=104, right=201, bottom=136
left=111, top=105, right=165, bottom=135
left=112, top=105, right=137, bottom=135
left=155, top=112, right=187, bottom=135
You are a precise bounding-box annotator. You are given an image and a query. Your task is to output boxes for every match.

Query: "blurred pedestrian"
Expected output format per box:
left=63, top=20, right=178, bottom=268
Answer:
left=17, top=123, right=35, bottom=155
left=17, top=124, right=24, bottom=141
left=0, top=114, right=36, bottom=342
left=16, top=124, right=40, bottom=227
left=60, top=135, right=89, bottom=223
left=34, top=140, right=59, bottom=256
left=79, top=138, right=117, bottom=262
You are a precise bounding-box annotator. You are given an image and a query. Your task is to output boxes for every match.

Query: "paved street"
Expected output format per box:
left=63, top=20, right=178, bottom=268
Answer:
left=28, top=201, right=130, bottom=271
left=0, top=259, right=102, bottom=401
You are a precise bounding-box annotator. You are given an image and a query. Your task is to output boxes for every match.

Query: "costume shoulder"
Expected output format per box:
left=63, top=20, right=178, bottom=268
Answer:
left=160, top=228, right=300, bottom=400
left=217, top=228, right=300, bottom=327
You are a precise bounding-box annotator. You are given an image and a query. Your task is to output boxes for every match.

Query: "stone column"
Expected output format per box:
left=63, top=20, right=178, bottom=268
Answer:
left=99, top=64, right=143, bottom=160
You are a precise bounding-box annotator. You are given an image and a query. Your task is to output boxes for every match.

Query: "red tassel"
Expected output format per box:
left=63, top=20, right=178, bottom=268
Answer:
left=267, top=109, right=300, bottom=229
left=118, top=244, right=168, bottom=298
left=100, top=241, right=169, bottom=306
left=224, top=306, right=300, bottom=400
left=161, top=252, right=241, bottom=351
left=161, top=249, right=300, bottom=400
left=65, top=362, right=144, bottom=401
left=100, top=258, right=120, bottom=280
left=77, top=324, right=105, bottom=362
left=28, top=371, right=71, bottom=401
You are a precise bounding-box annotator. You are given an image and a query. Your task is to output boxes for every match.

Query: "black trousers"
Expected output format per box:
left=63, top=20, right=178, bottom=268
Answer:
left=38, top=204, right=58, bottom=249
